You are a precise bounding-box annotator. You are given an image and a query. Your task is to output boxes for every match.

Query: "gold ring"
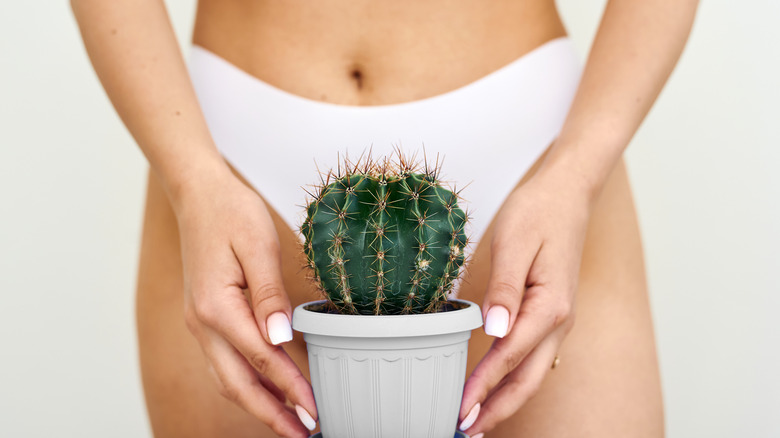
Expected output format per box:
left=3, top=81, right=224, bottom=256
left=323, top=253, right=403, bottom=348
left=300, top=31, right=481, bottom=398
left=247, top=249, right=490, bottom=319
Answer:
left=551, top=355, right=560, bottom=370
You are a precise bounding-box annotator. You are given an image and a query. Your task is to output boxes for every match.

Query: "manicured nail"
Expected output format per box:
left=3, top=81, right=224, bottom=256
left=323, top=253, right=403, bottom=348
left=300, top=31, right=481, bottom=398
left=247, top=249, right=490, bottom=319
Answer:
left=267, top=312, right=293, bottom=345
left=472, top=433, right=484, bottom=438
left=459, top=402, right=480, bottom=431
left=295, top=404, right=317, bottom=431
left=484, top=305, right=509, bottom=338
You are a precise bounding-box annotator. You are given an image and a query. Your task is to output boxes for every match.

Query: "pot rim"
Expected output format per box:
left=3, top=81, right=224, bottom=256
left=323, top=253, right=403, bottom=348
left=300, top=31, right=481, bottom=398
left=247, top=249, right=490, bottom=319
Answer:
left=292, top=299, right=483, bottom=338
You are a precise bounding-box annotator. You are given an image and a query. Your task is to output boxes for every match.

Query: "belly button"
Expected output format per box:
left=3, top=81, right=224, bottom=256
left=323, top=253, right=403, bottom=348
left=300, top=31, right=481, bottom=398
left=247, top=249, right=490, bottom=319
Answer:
left=350, top=68, right=363, bottom=90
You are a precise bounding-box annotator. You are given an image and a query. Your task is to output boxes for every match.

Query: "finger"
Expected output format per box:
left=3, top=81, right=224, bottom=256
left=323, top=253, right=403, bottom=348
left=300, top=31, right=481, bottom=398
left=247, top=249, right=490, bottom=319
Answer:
left=466, top=327, right=564, bottom=435
left=460, top=287, right=561, bottom=421
left=482, top=234, right=541, bottom=339
left=207, top=362, right=287, bottom=404
left=258, top=372, right=287, bottom=403
left=195, top=285, right=319, bottom=424
left=233, top=231, right=294, bottom=347
left=202, top=327, right=312, bottom=437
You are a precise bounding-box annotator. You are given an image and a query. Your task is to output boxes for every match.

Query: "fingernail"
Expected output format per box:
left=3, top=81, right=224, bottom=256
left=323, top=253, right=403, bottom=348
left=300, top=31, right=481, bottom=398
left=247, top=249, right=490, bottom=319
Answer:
left=295, top=404, right=317, bottom=431
left=267, top=312, right=293, bottom=345
left=472, top=433, right=484, bottom=438
left=459, top=402, right=480, bottom=431
left=484, top=305, right=509, bottom=338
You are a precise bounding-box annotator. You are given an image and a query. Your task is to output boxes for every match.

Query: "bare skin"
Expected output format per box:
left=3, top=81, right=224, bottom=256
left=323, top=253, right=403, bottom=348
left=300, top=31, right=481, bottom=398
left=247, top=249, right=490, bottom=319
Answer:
left=71, top=0, right=698, bottom=436
left=191, top=0, right=566, bottom=106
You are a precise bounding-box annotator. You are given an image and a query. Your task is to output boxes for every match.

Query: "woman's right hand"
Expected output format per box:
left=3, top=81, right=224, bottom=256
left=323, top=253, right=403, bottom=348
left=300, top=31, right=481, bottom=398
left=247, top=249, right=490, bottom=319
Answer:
left=171, top=164, right=318, bottom=438
left=71, top=1, right=316, bottom=433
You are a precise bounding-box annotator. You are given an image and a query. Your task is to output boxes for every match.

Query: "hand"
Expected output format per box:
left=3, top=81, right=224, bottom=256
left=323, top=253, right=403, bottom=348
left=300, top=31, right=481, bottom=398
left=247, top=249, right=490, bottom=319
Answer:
left=457, top=168, right=592, bottom=436
left=173, top=166, right=318, bottom=438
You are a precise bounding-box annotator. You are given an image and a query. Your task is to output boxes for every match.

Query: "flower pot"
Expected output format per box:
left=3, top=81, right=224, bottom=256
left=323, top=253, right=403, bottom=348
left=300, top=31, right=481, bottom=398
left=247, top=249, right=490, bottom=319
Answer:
left=292, top=299, right=482, bottom=438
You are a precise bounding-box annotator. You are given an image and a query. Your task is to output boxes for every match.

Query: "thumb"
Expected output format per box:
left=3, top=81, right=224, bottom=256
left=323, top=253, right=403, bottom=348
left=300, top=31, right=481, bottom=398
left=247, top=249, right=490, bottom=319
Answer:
left=234, top=236, right=293, bottom=346
left=482, top=237, right=538, bottom=338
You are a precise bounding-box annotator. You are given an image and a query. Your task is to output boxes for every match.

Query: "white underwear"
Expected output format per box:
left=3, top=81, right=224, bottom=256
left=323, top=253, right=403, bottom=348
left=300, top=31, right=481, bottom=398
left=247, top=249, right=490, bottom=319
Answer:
left=188, top=37, right=582, bottom=253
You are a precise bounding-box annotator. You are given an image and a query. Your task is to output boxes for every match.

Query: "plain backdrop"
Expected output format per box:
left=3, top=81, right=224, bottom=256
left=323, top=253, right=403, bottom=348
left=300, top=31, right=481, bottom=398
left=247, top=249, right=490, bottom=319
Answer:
left=1, top=1, right=778, bottom=437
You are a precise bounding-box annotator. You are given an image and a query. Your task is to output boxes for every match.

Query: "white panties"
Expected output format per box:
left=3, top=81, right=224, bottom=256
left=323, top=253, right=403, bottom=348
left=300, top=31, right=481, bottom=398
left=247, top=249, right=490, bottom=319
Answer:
left=188, top=37, right=582, bottom=253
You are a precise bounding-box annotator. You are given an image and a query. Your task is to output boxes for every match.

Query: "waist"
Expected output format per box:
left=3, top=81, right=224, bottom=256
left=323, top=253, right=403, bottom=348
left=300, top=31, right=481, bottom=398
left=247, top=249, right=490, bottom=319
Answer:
left=192, top=0, right=566, bottom=106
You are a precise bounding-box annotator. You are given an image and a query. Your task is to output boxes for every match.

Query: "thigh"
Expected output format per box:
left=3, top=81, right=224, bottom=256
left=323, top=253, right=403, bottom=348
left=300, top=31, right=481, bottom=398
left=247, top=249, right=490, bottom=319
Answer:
left=457, top=158, right=664, bottom=437
left=136, top=169, right=314, bottom=438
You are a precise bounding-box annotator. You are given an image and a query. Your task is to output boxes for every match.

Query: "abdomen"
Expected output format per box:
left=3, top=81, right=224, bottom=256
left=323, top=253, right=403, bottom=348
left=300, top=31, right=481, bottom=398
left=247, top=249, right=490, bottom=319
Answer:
left=192, top=0, right=565, bottom=106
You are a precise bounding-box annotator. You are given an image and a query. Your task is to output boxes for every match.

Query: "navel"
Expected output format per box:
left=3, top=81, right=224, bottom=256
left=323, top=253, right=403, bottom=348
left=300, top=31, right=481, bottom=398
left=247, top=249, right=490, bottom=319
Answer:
left=350, top=68, right=364, bottom=90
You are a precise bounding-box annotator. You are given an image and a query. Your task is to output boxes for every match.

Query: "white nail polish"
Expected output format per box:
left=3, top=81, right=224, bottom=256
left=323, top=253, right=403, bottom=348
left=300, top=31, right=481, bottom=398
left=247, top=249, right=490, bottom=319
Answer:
left=295, top=404, right=317, bottom=431
left=459, top=402, right=481, bottom=431
left=472, top=433, right=484, bottom=438
left=484, top=306, right=509, bottom=338
left=267, top=312, right=293, bottom=345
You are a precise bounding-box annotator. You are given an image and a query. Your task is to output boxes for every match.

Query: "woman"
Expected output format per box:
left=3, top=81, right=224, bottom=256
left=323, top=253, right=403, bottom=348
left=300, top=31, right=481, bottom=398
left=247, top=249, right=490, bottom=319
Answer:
left=72, top=0, right=698, bottom=437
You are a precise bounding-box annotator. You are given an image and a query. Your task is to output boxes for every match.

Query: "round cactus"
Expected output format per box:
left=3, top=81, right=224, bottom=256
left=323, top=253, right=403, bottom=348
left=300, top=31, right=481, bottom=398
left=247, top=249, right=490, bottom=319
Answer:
left=300, top=152, right=469, bottom=315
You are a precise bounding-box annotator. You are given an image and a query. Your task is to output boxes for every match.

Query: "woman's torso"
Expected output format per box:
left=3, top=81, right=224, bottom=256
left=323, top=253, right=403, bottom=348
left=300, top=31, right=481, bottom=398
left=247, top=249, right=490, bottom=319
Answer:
left=192, top=0, right=566, bottom=106
left=136, top=3, right=664, bottom=436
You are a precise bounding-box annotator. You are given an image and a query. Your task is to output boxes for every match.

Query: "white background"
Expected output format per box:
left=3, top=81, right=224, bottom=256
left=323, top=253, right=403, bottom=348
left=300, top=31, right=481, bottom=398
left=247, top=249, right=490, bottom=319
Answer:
left=1, top=1, right=777, bottom=437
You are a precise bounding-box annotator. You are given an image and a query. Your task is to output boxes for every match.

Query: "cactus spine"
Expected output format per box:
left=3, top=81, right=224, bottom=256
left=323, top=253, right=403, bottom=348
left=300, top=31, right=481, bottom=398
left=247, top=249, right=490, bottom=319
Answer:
left=300, top=152, right=469, bottom=315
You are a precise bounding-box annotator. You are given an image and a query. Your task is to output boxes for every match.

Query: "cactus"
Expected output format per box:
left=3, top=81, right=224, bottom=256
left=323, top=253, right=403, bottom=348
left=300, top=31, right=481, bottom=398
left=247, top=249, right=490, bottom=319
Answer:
left=299, top=152, right=470, bottom=315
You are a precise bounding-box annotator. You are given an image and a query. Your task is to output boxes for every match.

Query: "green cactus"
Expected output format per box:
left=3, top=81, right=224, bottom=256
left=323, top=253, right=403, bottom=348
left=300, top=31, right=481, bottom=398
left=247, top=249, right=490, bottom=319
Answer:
left=300, top=153, right=469, bottom=315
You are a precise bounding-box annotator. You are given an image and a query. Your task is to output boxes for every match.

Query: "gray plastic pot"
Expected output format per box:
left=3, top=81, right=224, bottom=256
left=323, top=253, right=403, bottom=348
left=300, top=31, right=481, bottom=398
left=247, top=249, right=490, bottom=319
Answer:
left=292, top=299, right=482, bottom=438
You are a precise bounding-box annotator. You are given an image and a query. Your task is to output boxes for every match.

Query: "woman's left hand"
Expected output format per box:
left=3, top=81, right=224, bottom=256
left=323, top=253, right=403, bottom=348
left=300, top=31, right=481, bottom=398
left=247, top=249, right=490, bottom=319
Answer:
left=457, top=167, right=593, bottom=436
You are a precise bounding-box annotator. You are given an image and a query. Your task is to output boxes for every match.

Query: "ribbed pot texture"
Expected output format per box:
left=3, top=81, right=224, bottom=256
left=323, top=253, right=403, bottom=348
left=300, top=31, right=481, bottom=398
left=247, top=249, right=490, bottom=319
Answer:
left=292, top=299, right=482, bottom=438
